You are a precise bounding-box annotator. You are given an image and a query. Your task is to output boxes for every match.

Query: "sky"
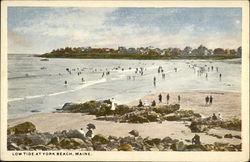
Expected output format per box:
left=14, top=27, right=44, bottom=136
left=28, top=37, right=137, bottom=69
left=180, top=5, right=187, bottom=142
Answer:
left=8, top=7, right=242, bottom=54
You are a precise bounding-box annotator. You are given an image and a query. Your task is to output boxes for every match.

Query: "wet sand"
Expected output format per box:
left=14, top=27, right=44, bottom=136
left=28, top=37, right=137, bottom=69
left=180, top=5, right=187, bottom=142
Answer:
left=8, top=91, right=241, bottom=145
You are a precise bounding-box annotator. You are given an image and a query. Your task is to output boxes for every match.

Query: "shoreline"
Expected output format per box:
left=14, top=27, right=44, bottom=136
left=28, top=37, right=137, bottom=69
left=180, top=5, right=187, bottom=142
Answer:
left=8, top=90, right=241, bottom=146
left=8, top=90, right=241, bottom=121
left=8, top=90, right=240, bottom=121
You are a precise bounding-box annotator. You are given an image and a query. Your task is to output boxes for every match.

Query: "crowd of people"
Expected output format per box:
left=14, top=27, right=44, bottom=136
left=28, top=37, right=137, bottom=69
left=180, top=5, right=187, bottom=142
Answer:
left=189, top=63, right=222, bottom=82
left=137, top=93, right=181, bottom=107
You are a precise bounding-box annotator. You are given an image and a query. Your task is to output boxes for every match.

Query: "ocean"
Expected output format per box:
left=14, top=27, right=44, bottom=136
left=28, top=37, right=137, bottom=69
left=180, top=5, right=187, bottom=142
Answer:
left=8, top=54, right=241, bottom=119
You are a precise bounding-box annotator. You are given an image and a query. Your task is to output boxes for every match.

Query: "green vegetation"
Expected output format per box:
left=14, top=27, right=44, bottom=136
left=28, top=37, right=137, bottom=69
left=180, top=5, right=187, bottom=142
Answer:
left=39, top=53, right=240, bottom=60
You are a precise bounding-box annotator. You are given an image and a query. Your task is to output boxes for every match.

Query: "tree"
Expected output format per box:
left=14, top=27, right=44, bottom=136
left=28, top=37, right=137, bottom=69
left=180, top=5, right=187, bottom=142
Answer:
left=197, top=45, right=209, bottom=56
left=237, top=46, right=242, bottom=56
left=182, top=46, right=192, bottom=56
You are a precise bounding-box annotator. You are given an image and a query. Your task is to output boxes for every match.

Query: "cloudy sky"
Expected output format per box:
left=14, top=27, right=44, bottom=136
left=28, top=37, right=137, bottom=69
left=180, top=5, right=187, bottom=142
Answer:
left=8, top=7, right=242, bottom=54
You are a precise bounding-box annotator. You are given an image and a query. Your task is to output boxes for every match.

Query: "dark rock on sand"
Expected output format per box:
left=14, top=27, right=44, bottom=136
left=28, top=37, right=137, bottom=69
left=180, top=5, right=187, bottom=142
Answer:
left=224, top=134, right=233, bottom=138
left=117, top=144, right=134, bottom=151
left=161, top=136, right=174, bottom=144
left=233, top=135, right=241, bottom=139
left=170, top=141, right=185, bottom=151
left=65, top=129, right=85, bottom=140
left=7, top=142, right=21, bottom=150
left=189, top=121, right=209, bottom=133
left=61, top=102, right=78, bottom=110
left=129, top=130, right=139, bottom=137
left=49, top=136, right=60, bottom=145
left=92, top=134, right=109, bottom=144
left=8, top=122, right=36, bottom=135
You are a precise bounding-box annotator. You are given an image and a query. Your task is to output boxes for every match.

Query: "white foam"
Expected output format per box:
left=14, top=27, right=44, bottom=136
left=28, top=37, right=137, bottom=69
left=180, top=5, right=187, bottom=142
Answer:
left=8, top=97, right=25, bottom=102
left=8, top=78, right=107, bottom=102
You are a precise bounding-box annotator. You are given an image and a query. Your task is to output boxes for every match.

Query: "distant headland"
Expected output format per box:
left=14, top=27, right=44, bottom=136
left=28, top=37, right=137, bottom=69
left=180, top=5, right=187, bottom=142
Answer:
left=39, top=45, right=242, bottom=60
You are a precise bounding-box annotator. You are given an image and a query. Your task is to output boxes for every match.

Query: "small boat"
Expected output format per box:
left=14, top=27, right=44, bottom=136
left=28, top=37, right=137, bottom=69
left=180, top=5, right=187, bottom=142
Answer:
left=40, top=58, right=49, bottom=61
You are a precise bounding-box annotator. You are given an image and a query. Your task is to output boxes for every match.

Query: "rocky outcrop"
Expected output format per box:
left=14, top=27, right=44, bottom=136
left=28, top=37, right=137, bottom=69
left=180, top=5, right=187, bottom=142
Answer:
left=92, top=134, right=109, bottom=144
left=129, top=130, right=139, bottom=137
left=7, top=128, right=242, bottom=151
left=61, top=102, right=78, bottom=110
left=59, top=100, right=182, bottom=124
left=189, top=119, right=242, bottom=132
left=224, top=134, right=233, bottom=138
left=170, top=141, right=185, bottom=151
left=117, top=144, right=134, bottom=151
left=166, top=110, right=201, bottom=121
left=189, top=121, right=209, bottom=133
left=8, top=122, right=36, bottom=135
left=65, top=129, right=85, bottom=140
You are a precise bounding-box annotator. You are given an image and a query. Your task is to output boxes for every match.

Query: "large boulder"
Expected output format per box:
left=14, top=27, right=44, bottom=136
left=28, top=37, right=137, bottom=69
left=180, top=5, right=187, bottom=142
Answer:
left=224, top=134, right=233, bottom=138
left=152, top=104, right=180, bottom=115
left=120, top=110, right=161, bottom=123
left=49, top=136, right=60, bottom=145
left=61, top=102, right=78, bottom=110
left=65, top=129, right=85, bottom=140
left=143, top=138, right=161, bottom=147
left=129, top=130, right=139, bottom=137
left=70, top=138, right=86, bottom=147
left=7, top=122, right=36, bottom=135
left=120, top=136, right=135, bottom=145
left=26, top=133, right=52, bottom=146
left=7, top=142, right=21, bottom=150
left=92, top=134, right=109, bottom=144
left=117, top=144, right=134, bottom=151
left=161, top=136, right=173, bottom=144
left=59, top=138, right=74, bottom=149
left=185, top=144, right=207, bottom=151
left=170, top=141, right=185, bottom=151
left=189, top=121, right=208, bottom=133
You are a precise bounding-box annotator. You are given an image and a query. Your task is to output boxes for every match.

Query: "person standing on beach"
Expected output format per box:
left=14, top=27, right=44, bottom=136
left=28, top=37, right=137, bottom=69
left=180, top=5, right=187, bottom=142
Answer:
left=153, top=77, right=156, bottom=87
left=205, top=73, right=208, bottom=80
left=64, top=80, right=67, bottom=85
left=111, top=98, right=116, bottom=110
left=158, top=94, right=162, bottom=103
left=162, top=73, right=165, bottom=79
left=209, top=96, right=213, bottom=104
left=205, top=96, right=209, bottom=105
left=219, top=73, right=222, bottom=81
left=166, top=94, right=170, bottom=104
left=178, top=95, right=181, bottom=103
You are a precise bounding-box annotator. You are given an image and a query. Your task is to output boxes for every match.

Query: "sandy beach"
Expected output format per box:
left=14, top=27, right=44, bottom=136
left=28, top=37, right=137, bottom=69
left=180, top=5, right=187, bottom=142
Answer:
left=128, top=91, right=241, bottom=120
left=8, top=90, right=241, bottom=145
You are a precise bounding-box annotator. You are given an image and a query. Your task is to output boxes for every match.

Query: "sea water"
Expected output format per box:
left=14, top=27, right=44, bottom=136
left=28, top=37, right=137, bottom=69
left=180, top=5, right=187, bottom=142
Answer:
left=7, top=54, right=241, bottom=119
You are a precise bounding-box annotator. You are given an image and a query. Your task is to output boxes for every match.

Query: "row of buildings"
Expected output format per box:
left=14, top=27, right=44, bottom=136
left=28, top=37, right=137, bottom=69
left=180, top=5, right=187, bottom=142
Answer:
left=51, top=45, right=242, bottom=56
